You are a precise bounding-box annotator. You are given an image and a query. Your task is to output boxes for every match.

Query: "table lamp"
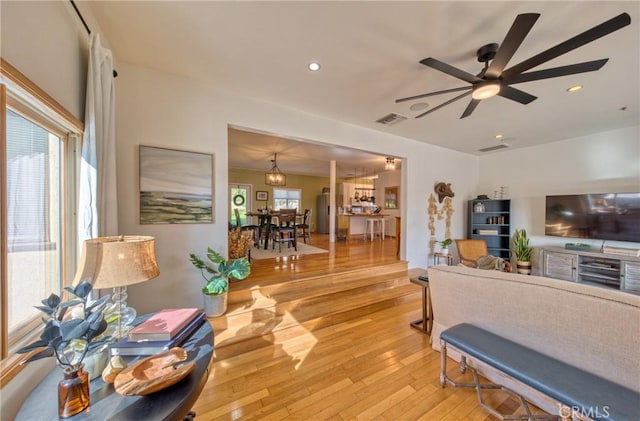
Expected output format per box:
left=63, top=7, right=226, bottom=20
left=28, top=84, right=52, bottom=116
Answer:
left=73, top=235, right=160, bottom=338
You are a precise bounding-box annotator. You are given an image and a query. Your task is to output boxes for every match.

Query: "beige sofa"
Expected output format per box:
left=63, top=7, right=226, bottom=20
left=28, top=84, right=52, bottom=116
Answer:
left=427, top=264, right=640, bottom=414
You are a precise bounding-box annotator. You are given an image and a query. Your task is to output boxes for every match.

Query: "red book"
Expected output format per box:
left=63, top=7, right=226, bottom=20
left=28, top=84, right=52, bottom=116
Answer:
left=128, top=308, right=201, bottom=341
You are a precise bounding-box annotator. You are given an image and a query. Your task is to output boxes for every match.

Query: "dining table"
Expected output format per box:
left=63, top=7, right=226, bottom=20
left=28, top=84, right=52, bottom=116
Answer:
left=246, top=211, right=304, bottom=250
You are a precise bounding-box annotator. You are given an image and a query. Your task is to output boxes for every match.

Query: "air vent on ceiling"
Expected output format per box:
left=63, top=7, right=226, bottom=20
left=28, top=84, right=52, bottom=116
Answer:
left=376, top=113, right=407, bottom=126
left=478, top=144, right=510, bottom=152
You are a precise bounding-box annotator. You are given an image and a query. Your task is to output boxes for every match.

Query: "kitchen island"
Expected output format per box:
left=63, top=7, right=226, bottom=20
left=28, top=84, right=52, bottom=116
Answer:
left=338, top=213, right=389, bottom=241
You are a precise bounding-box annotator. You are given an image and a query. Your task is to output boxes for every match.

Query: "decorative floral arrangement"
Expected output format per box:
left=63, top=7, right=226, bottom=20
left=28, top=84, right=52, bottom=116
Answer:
left=17, top=280, right=113, bottom=372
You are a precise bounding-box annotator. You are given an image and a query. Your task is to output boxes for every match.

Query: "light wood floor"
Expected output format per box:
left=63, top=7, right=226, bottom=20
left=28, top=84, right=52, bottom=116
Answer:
left=191, top=234, right=544, bottom=420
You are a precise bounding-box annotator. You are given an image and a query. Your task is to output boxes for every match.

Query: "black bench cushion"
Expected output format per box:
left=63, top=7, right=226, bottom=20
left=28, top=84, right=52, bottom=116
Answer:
left=441, top=323, right=640, bottom=421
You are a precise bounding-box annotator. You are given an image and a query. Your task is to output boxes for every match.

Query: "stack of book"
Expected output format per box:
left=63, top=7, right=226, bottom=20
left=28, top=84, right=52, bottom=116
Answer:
left=477, top=229, right=499, bottom=235
left=110, top=308, right=206, bottom=356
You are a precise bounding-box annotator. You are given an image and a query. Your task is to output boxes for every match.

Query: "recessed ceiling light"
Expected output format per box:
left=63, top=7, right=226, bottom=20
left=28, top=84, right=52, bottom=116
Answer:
left=308, top=62, right=321, bottom=71
left=566, top=85, right=583, bottom=92
left=409, top=102, right=429, bottom=111
left=495, top=134, right=504, bottom=140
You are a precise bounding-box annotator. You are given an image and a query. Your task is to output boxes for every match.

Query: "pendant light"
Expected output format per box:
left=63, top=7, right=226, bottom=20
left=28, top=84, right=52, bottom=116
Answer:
left=265, top=153, right=286, bottom=186
left=385, top=157, right=396, bottom=171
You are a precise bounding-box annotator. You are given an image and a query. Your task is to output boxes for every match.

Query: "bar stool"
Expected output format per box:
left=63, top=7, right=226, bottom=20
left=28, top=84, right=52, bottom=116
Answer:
left=365, top=217, right=383, bottom=241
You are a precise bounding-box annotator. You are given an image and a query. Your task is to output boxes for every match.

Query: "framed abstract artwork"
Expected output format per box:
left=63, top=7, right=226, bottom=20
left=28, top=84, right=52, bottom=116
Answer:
left=139, top=145, right=214, bottom=224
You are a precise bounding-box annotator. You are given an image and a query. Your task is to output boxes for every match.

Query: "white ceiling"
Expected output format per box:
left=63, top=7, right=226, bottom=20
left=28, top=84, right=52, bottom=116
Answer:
left=85, top=1, right=639, bottom=177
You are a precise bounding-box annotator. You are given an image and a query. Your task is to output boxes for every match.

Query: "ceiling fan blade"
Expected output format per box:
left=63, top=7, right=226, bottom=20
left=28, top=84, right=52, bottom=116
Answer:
left=420, top=58, right=483, bottom=84
left=396, top=86, right=471, bottom=103
left=498, top=85, right=537, bottom=104
left=460, top=99, right=481, bottom=119
left=415, top=91, right=472, bottom=118
left=486, top=13, right=540, bottom=79
left=505, top=59, right=609, bottom=84
left=502, top=12, right=631, bottom=80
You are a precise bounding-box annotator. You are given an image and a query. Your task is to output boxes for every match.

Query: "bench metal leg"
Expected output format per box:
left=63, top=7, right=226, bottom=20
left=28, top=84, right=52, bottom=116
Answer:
left=440, top=341, right=560, bottom=421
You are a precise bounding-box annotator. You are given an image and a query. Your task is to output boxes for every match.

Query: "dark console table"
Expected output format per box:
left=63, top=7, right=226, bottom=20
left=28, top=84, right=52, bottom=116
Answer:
left=16, top=316, right=214, bottom=421
left=409, top=274, right=432, bottom=335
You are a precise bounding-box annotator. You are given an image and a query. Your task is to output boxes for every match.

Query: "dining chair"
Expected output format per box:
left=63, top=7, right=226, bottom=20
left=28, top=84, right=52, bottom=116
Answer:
left=296, top=209, right=312, bottom=243
left=455, top=239, right=512, bottom=272
left=271, top=209, right=298, bottom=252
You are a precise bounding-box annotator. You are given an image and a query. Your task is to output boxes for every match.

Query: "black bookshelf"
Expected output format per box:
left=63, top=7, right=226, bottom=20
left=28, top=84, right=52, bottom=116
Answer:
left=468, top=199, right=511, bottom=260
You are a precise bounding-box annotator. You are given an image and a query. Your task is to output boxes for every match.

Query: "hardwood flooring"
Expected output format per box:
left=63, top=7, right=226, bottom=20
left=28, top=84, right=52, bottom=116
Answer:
left=191, top=234, right=546, bottom=420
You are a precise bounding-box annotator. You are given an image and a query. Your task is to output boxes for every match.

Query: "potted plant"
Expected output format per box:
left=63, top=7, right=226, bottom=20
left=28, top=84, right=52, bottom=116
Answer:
left=16, top=281, right=112, bottom=418
left=512, top=229, right=533, bottom=275
left=189, top=248, right=251, bottom=317
left=437, top=238, right=453, bottom=255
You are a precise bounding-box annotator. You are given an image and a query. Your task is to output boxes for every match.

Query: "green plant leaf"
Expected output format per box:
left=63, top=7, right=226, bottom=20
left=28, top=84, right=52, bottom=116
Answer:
left=224, top=258, right=251, bottom=280
left=206, top=248, right=226, bottom=265
left=189, top=254, right=217, bottom=275
left=203, top=276, right=228, bottom=295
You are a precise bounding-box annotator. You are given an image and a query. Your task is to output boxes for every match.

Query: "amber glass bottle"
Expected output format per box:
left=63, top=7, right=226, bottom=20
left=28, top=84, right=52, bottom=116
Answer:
left=58, top=365, right=90, bottom=418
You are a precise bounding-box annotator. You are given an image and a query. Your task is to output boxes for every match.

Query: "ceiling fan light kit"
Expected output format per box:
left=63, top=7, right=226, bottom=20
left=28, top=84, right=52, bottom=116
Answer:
left=397, top=12, right=631, bottom=119
left=472, top=82, right=501, bottom=100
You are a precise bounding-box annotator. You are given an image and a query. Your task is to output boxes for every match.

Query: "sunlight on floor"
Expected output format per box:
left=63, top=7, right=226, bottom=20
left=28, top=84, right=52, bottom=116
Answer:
left=217, top=285, right=318, bottom=370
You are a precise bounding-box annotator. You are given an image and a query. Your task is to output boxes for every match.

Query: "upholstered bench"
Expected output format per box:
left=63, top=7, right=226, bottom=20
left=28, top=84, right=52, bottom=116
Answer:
left=440, top=323, right=640, bottom=421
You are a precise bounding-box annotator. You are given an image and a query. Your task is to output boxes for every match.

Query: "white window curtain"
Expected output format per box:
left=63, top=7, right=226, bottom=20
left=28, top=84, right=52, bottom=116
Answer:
left=78, top=33, right=118, bottom=243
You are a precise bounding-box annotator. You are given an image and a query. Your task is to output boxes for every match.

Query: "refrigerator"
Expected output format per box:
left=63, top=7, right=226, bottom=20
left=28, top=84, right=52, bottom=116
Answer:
left=316, top=193, right=342, bottom=234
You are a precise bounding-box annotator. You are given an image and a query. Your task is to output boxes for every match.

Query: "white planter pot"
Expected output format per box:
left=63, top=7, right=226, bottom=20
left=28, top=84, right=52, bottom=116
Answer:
left=203, top=292, right=228, bottom=317
left=440, top=247, right=449, bottom=255
left=516, top=261, right=532, bottom=275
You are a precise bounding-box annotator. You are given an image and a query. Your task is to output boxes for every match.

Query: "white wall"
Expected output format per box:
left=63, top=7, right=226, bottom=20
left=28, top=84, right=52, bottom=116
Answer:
left=478, top=126, right=640, bottom=271
left=0, top=0, right=89, bottom=120
left=116, top=63, right=479, bottom=314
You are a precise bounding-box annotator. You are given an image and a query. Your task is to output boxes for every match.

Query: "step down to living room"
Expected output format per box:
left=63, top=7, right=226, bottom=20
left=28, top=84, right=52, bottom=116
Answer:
left=210, top=262, right=423, bottom=354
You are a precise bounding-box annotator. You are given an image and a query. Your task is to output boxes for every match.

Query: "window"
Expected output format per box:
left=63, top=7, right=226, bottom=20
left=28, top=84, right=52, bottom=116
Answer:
left=273, top=188, right=301, bottom=211
left=1, top=60, right=82, bottom=381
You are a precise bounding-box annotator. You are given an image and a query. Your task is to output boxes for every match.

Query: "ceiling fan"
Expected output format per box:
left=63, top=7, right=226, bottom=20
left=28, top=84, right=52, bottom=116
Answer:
left=396, top=12, right=631, bottom=119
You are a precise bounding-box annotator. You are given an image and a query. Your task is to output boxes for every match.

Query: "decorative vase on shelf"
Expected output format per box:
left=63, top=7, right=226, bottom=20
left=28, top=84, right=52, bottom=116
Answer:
left=58, top=364, right=90, bottom=418
left=440, top=247, right=449, bottom=255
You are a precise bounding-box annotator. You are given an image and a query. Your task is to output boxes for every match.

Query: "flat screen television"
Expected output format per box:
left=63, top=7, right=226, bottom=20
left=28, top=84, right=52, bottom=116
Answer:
left=545, top=193, right=640, bottom=243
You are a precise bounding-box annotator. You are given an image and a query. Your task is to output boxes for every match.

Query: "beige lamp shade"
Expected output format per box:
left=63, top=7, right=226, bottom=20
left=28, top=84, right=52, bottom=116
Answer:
left=73, top=235, right=160, bottom=289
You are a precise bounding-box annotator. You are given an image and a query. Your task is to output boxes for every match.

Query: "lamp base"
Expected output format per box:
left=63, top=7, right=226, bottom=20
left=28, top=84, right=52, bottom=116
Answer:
left=104, top=286, right=137, bottom=339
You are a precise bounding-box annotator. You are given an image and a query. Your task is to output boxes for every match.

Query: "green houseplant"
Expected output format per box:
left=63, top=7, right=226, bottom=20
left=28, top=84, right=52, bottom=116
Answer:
left=189, top=248, right=251, bottom=316
left=512, top=229, right=534, bottom=274
left=437, top=238, right=453, bottom=254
